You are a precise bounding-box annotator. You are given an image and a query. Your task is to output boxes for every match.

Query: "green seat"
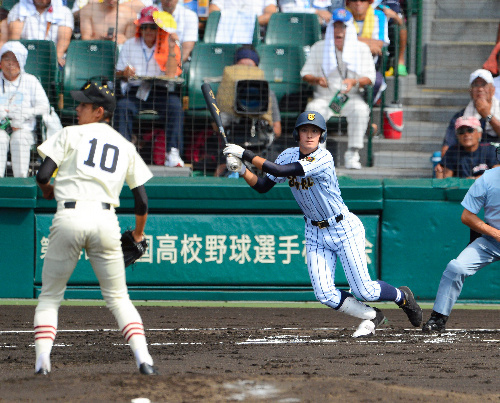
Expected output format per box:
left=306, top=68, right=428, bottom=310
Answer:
left=264, top=13, right=321, bottom=49
left=1, top=0, right=18, bottom=11
left=19, top=40, right=59, bottom=109
left=185, top=42, right=239, bottom=117
left=256, top=44, right=307, bottom=118
left=64, top=0, right=76, bottom=11
left=202, top=11, right=260, bottom=47
left=60, top=40, right=117, bottom=121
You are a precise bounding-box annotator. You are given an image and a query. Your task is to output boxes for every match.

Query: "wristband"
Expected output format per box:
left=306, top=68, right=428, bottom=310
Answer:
left=242, top=149, right=256, bottom=163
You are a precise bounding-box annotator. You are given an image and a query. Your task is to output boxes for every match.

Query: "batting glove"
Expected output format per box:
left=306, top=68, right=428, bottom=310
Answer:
left=227, top=156, right=246, bottom=175
left=226, top=155, right=241, bottom=172
left=223, top=144, right=245, bottom=158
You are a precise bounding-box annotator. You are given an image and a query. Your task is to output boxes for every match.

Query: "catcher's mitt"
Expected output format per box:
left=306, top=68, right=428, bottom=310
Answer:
left=121, top=230, right=148, bottom=267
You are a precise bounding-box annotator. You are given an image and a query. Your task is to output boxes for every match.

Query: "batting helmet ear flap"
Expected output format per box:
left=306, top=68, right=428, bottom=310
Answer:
left=293, top=111, right=327, bottom=143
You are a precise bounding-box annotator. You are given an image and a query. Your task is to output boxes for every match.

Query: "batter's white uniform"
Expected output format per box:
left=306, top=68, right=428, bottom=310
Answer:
left=268, top=145, right=383, bottom=307
left=34, top=122, right=154, bottom=370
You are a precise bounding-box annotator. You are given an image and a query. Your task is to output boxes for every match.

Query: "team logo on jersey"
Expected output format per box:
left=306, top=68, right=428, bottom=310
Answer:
left=307, top=113, right=315, bottom=121
left=304, top=156, right=315, bottom=162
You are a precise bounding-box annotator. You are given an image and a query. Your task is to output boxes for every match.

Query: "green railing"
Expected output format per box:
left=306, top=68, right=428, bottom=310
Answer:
left=406, top=0, right=424, bottom=84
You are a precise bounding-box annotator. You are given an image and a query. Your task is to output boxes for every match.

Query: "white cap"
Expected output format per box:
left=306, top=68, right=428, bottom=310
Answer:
left=469, top=69, right=494, bottom=85
left=0, top=41, right=28, bottom=72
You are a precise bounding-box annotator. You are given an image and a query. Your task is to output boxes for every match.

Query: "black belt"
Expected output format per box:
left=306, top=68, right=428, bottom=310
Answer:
left=305, top=214, right=343, bottom=229
left=64, top=201, right=111, bottom=210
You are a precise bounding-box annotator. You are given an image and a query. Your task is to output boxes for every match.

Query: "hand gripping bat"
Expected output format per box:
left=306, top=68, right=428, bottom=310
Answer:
left=201, top=83, right=240, bottom=171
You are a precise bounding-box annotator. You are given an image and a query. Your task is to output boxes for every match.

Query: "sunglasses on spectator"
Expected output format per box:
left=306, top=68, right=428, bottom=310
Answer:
left=141, top=25, right=158, bottom=31
left=456, top=127, right=475, bottom=135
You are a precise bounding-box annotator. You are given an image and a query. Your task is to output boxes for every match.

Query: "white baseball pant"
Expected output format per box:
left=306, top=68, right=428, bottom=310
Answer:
left=0, top=128, right=34, bottom=177
left=306, top=212, right=382, bottom=308
left=34, top=202, right=152, bottom=367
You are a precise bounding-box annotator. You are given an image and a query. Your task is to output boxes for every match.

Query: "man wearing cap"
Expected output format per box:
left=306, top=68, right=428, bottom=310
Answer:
left=423, top=159, right=500, bottom=332
left=33, top=80, right=158, bottom=375
left=301, top=8, right=376, bottom=169
left=0, top=41, right=50, bottom=177
left=440, top=69, right=500, bottom=159
left=115, top=6, right=184, bottom=167
left=437, top=116, right=500, bottom=179
left=217, top=45, right=282, bottom=140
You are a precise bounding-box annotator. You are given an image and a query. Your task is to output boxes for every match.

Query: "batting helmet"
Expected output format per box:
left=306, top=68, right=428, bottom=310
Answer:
left=292, top=111, right=327, bottom=143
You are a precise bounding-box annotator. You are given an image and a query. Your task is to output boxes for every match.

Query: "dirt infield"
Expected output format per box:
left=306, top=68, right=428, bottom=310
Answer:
left=1, top=305, right=499, bottom=402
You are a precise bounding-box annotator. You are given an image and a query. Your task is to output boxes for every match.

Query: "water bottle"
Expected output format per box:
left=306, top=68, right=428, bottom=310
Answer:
left=430, top=151, right=441, bottom=178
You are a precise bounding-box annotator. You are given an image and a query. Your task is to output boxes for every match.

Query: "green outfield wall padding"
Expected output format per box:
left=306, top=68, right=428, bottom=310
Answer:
left=35, top=214, right=379, bottom=289
left=2, top=176, right=499, bottom=302
left=118, top=177, right=384, bottom=212
left=0, top=209, right=35, bottom=298
left=381, top=200, right=500, bottom=300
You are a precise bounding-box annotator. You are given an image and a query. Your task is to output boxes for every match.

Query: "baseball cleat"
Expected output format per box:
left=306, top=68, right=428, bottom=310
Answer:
left=397, top=286, right=423, bottom=327
left=422, top=311, right=448, bottom=333
left=352, top=308, right=386, bottom=338
left=35, top=368, right=50, bottom=375
left=139, top=363, right=159, bottom=375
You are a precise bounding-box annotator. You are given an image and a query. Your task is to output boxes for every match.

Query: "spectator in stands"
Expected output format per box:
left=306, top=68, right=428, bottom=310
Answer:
left=301, top=8, right=375, bottom=169
left=0, top=6, right=8, bottom=49
left=212, top=45, right=281, bottom=176
left=79, top=0, right=138, bottom=45
left=483, top=42, right=500, bottom=101
left=7, top=0, right=73, bottom=67
left=72, top=0, right=151, bottom=36
left=437, top=117, right=500, bottom=179
left=346, top=0, right=389, bottom=102
left=158, top=0, right=199, bottom=63
left=208, top=0, right=277, bottom=45
left=0, top=41, right=50, bottom=177
left=278, top=0, right=332, bottom=26
left=376, top=0, right=407, bottom=76
left=72, top=0, right=150, bottom=17
left=114, top=6, right=185, bottom=167
left=217, top=45, right=281, bottom=140
left=440, top=70, right=500, bottom=159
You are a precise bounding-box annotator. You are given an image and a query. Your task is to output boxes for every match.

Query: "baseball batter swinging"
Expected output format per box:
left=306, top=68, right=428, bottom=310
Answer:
left=34, top=81, right=157, bottom=375
left=224, top=111, right=423, bottom=336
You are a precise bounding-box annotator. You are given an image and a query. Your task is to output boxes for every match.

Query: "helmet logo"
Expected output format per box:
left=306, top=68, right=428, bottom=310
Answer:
left=307, top=113, right=315, bottom=121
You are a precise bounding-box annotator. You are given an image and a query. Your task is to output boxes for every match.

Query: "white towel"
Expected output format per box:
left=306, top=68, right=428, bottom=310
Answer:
left=0, top=41, right=28, bottom=71
left=214, top=9, right=255, bottom=45
left=463, top=99, right=500, bottom=132
left=322, top=19, right=361, bottom=77
left=18, top=0, right=66, bottom=24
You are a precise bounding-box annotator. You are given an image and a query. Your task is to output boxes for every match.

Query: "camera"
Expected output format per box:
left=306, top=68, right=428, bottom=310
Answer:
left=0, top=118, right=13, bottom=135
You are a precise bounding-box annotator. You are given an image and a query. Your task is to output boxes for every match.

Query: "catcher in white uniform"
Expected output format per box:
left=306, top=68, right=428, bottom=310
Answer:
left=34, top=81, right=157, bottom=375
left=223, top=111, right=423, bottom=337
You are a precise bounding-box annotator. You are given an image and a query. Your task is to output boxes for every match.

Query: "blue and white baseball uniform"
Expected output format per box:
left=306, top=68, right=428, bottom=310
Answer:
left=433, top=167, right=500, bottom=316
left=268, top=146, right=391, bottom=307
left=224, top=110, right=423, bottom=336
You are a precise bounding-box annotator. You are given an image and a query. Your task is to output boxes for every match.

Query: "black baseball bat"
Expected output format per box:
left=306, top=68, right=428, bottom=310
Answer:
left=201, top=83, right=240, bottom=172
left=201, top=82, right=228, bottom=145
